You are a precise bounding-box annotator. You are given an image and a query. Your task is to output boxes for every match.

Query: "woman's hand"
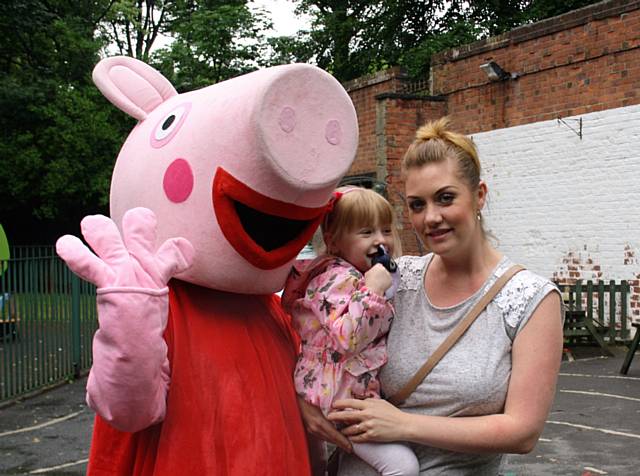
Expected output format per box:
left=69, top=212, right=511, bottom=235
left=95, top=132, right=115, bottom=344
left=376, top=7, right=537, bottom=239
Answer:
left=297, top=397, right=353, bottom=453
left=328, top=398, right=410, bottom=444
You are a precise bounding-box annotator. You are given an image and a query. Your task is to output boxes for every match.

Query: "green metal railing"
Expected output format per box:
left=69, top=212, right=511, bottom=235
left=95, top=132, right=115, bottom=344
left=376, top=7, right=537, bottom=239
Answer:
left=1, top=247, right=97, bottom=402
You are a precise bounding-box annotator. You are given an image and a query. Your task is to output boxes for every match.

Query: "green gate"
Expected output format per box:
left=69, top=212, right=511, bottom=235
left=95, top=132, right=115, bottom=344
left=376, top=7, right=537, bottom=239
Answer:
left=0, top=246, right=97, bottom=402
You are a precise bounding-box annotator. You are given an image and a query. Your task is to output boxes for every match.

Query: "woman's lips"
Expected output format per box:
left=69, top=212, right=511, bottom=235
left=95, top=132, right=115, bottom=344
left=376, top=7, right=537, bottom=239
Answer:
left=427, top=228, right=451, bottom=240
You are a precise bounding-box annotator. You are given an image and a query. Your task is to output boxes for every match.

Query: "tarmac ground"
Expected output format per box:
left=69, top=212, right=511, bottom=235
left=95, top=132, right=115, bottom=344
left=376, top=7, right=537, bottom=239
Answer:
left=502, top=345, right=640, bottom=475
left=0, top=345, right=638, bottom=475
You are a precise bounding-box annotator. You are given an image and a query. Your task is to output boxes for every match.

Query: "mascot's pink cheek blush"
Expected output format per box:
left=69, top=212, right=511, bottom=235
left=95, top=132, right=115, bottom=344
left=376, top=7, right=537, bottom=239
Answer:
left=163, top=158, right=194, bottom=203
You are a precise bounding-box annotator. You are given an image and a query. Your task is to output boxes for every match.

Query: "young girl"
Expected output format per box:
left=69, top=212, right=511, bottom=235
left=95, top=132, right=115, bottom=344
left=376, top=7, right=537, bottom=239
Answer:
left=282, top=187, right=419, bottom=476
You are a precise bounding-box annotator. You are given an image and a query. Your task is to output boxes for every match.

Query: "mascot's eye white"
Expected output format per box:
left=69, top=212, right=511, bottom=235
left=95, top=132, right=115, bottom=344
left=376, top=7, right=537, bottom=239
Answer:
left=151, top=103, right=191, bottom=147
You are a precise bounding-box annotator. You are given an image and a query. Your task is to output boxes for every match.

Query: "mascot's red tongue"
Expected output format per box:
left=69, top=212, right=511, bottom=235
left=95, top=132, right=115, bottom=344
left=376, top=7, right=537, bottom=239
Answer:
left=213, top=167, right=328, bottom=270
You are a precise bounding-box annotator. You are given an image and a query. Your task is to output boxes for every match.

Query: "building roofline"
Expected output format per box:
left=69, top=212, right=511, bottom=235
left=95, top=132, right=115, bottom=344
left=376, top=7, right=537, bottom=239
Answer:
left=432, top=0, right=640, bottom=65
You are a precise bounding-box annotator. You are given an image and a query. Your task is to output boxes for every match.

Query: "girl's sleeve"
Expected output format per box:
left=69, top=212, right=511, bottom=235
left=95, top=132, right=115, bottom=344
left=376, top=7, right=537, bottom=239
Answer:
left=303, top=265, right=394, bottom=356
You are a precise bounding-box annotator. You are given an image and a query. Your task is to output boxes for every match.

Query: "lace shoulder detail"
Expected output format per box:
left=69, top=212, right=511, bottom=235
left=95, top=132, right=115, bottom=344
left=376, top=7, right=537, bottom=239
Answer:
left=396, top=254, right=430, bottom=291
left=493, top=268, right=558, bottom=338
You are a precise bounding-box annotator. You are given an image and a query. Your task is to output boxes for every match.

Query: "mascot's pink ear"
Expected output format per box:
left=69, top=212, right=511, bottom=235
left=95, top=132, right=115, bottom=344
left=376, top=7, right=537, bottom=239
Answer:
left=92, top=56, right=178, bottom=121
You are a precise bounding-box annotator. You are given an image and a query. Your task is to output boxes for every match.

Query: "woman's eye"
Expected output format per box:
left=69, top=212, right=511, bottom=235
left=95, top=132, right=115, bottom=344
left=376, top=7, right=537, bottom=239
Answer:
left=439, top=193, right=455, bottom=204
left=408, top=200, right=425, bottom=212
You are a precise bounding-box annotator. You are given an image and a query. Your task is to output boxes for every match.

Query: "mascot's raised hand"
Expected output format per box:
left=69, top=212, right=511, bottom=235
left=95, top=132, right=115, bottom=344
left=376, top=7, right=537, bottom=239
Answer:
left=56, top=207, right=194, bottom=432
left=56, top=207, right=194, bottom=290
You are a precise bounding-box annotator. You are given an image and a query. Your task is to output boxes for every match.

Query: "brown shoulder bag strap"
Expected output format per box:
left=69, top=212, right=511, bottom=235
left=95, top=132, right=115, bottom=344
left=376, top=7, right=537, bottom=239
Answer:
left=386, top=264, right=526, bottom=406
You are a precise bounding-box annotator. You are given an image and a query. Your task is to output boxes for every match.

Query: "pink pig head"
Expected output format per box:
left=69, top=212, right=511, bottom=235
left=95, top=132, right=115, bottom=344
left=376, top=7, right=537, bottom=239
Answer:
left=92, top=57, right=358, bottom=293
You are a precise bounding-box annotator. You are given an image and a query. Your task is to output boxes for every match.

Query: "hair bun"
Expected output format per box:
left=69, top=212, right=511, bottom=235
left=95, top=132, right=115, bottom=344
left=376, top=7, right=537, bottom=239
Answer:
left=415, top=117, right=451, bottom=142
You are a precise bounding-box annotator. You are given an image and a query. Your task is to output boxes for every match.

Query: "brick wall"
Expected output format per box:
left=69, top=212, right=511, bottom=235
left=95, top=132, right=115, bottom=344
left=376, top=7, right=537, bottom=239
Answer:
left=430, top=0, right=640, bottom=133
left=343, top=68, right=407, bottom=177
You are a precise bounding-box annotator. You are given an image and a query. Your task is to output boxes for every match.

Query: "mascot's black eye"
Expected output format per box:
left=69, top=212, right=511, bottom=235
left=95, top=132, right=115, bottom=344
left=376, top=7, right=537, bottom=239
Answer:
left=162, top=115, right=176, bottom=130
left=152, top=104, right=190, bottom=144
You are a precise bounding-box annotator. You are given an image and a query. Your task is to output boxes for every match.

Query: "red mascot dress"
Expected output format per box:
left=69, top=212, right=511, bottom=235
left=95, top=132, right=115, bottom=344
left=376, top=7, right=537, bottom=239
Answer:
left=87, top=285, right=308, bottom=475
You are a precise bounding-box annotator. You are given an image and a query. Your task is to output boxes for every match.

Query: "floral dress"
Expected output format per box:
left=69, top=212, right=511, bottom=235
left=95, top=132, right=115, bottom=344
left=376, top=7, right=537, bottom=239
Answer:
left=282, top=256, right=394, bottom=415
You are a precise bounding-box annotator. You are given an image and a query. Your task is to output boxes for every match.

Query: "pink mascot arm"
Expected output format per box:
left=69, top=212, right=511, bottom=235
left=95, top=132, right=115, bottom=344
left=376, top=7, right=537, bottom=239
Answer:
left=56, top=207, right=194, bottom=432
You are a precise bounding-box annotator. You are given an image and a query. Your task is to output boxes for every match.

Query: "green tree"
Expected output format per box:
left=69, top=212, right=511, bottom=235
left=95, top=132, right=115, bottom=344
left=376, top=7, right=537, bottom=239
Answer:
left=466, top=0, right=602, bottom=37
left=291, top=0, right=603, bottom=81
left=261, top=34, right=316, bottom=67
left=98, top=0, right=274, bottom=85
left=98, top=0, right=177, bottom=62
left=287, top=0, right=382, bottom=81
left=0, top=0, right=131, bottom=244
left=152, top=1, right=272, bottom=90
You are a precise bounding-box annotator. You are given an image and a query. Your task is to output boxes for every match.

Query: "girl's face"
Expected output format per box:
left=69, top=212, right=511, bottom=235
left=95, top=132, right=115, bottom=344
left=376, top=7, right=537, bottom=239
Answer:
left=405, top=158, right=486, bottom=258
left=331, top=222, right=395, bottom=273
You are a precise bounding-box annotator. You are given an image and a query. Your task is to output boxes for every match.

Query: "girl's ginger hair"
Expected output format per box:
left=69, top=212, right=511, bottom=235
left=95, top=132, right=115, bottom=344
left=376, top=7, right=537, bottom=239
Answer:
left=402, top=117, right=481, bottom=190
left=317, top=187, right=402, bottom=257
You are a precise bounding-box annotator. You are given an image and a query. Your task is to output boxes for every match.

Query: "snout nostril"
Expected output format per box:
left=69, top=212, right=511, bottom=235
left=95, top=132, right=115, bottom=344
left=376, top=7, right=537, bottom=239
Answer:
left=325, top=120, right=342, bottom=145
left=279, top=107, right=296, bottom=133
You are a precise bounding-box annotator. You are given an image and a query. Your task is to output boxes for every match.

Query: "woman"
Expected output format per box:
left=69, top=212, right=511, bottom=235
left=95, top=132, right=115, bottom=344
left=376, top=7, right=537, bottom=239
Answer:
left=298, top=117, right=563, bottom=475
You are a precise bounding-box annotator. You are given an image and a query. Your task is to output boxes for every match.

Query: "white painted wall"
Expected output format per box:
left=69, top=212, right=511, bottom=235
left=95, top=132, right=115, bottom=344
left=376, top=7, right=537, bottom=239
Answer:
left=473, top=104, right=640, bottom=293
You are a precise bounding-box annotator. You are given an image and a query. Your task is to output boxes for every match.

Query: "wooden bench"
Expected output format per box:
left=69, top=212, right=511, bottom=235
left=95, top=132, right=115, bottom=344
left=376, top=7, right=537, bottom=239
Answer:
left=556, top=280, right=630, bottom=355
left=563, top=308, right=614, bottom=356
left=620, top=323, right=640, bottom=375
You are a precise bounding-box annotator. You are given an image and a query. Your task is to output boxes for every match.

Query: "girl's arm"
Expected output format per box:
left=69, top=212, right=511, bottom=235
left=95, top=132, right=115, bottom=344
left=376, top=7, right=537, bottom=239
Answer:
left=305, top=264, right=394, bottom=356
left=329, top=292, right=563, bottom=454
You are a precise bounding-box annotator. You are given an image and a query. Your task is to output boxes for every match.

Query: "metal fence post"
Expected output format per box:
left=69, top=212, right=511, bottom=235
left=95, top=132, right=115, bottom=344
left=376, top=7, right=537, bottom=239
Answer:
left=71, top=274, right=81, bottom=378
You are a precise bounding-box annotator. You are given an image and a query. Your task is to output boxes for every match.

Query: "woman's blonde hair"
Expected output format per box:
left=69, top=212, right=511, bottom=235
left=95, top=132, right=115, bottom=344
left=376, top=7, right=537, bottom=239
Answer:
left=318, top=187, right=402, bottom=257
left=402, top=117, right=481, bottom=190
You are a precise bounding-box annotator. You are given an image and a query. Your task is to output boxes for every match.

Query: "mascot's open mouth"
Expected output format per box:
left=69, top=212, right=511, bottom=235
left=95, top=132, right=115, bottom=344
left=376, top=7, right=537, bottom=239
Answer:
left=213, top=168, right=328, bottom=270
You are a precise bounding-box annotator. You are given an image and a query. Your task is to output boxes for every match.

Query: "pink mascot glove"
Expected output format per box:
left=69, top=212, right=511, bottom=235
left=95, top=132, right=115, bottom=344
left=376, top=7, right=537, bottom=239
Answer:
left=56, top=207, right=194, bottom=432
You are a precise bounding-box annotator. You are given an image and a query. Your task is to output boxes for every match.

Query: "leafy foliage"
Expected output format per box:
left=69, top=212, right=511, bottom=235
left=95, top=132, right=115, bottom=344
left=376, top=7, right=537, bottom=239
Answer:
left=290, top=0, right=603, bottom=81
left=99, top=0, right=172, bottom=62
left=152, top=1, right=272, bottom=90
left=466, top=0, right=603, bottom=37
left=0, top=0, right=131, bottom=243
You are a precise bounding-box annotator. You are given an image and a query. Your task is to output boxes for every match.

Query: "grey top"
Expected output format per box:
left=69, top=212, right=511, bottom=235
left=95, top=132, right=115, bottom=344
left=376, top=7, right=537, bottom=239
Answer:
left=338, top=254, right=559, bottom=476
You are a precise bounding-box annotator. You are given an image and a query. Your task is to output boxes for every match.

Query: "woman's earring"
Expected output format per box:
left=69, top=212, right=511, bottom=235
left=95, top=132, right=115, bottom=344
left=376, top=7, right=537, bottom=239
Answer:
left=476, top=210, right=482, bottom=221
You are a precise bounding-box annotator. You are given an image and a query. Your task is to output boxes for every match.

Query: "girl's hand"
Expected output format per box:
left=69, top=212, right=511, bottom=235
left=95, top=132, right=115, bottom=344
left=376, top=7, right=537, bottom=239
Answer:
left=328, top=398, right=410, bottom=444
left=364, top=264, right=392, bottom=297
left=297, top=397, right=353, bottom=453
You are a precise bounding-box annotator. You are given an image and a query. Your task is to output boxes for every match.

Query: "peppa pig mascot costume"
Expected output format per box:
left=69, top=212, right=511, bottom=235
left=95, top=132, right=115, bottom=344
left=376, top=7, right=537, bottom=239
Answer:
left=56, top=56, right=358, bottom=475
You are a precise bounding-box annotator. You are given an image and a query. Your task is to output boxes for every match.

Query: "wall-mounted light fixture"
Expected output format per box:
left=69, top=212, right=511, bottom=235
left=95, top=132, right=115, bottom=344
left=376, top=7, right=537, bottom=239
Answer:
left=480, top=61, right=517, bottom=81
